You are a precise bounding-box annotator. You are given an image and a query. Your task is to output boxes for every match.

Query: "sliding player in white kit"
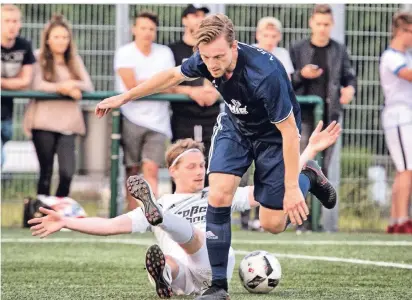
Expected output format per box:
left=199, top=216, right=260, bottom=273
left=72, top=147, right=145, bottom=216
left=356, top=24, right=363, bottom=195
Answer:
left=28, top=121, right=341, bottom=298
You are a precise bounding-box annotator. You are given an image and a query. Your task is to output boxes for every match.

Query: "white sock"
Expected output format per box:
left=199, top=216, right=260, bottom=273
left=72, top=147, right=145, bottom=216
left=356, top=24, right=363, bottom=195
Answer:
left=389, top=218, right=398, bottom=226
left=398, top=217, right=409, bottom=225
left=159, top=213, right=195, bottom=244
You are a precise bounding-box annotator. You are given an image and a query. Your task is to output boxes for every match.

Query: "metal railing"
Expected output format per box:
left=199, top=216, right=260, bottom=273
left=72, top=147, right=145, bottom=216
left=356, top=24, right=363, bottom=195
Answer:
left=1, top=90, right=324, bottom=230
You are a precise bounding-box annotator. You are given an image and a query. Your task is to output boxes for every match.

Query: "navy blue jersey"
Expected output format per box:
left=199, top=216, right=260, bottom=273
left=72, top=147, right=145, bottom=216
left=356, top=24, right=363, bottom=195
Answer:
left=180, top=42, right=301, bottom=144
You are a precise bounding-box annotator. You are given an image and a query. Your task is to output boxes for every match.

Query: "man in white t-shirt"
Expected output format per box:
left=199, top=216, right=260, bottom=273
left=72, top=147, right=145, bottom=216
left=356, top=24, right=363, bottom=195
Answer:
left=28, top=121, right=341, bottom=298
left=253, top=17, right=294, bottom=78
left=114, top=11, right=175, bottom=209
left=379, top=11, right=412, bottom=234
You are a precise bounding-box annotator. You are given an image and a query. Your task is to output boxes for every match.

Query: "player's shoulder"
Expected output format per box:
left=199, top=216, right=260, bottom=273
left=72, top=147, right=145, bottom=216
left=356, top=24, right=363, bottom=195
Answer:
left=381, top=48, right=406, bottom=61
left=238, top=43, right=282, bottom=85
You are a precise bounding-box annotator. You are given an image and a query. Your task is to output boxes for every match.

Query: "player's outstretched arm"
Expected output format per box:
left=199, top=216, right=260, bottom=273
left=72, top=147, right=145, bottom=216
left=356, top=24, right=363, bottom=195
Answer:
left=299, top=120, right=341, bottom=169
left=95, top=66, right=186, bottom=118
left=28, top=207, right=132, bottom=238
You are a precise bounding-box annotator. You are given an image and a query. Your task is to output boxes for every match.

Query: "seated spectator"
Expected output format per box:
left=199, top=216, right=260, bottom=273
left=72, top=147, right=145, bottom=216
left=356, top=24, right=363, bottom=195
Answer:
left=1, top=4, right=35, bottom=167
left=254, top=16, right=294, bottom=79
left=23, top=14, right=94, bottom=197
left=114, top=12, right=175, bottom=210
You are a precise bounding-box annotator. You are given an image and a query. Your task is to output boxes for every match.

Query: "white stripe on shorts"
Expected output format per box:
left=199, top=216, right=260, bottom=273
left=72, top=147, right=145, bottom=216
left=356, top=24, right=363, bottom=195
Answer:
left=207, top=113, right=225, bottom=174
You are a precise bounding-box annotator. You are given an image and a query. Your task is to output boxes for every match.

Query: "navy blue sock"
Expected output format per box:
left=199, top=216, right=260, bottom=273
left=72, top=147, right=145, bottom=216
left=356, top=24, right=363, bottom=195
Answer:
left=299, top=173, right=311, bottom=197
left=206, top=204, right=231, bottom=291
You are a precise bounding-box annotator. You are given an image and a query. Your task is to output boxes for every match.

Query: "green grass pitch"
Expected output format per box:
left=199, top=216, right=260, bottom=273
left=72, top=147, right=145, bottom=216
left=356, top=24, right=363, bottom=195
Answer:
left=2, top=229, right=412, bottom=300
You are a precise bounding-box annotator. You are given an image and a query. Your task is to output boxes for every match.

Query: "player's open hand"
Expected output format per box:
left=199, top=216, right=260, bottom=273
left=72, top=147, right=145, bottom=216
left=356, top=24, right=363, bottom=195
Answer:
left=28, top=207, right=65, bottom=238
left=308, top=120, right=342, bottom=152
left=284, top=187, right=309, bottom=226
left=95, top=94, right=127, bottom=118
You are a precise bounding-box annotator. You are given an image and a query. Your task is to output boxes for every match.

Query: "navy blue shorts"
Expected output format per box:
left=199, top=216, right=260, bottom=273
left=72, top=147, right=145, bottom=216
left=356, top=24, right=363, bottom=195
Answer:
left=208, top=113, right=285, bottom=210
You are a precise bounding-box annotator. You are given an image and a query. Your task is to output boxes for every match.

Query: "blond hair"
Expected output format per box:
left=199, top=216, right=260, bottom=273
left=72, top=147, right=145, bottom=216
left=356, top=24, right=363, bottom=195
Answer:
left=165, top=138, right=205, bottom=168
left=392, top=11, right=412, bottom=37
left=194, top=14, right=235, bottom=50
left=257, top=17, right=282, bottom=33
left=1, top=4, right=20, bottom=13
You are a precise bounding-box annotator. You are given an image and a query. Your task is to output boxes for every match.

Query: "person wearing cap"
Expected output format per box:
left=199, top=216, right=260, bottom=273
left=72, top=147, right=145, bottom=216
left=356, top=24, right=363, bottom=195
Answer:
left=168, top=4, right=221, bottom=191
left=254, top=16, right=294, bottom=79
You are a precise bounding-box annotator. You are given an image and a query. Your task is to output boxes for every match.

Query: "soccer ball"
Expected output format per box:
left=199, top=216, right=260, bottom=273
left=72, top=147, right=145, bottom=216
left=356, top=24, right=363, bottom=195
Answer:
left=238, top=250, right=281, bottom=294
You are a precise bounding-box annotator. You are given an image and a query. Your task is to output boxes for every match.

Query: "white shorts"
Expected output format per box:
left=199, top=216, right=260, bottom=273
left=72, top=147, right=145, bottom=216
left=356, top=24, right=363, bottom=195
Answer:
left=170, top=238, right=236, bottom=296
left=382, top=102, right=412, bottom=172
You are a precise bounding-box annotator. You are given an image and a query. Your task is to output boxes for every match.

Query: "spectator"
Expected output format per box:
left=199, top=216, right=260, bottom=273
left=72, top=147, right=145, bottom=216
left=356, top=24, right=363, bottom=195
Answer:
left=23, top=14, right=94, bottom=197
left=290, top=4, right=356, bottom=168
left=114, top=12, right=175, bottom=210
left=1, top=4, right=35, bottom=167
left=254, top=16, right=294, bottom=79
left=380, top=11, right=412, bottom=234
left=168, top=4, right=221, bottom=190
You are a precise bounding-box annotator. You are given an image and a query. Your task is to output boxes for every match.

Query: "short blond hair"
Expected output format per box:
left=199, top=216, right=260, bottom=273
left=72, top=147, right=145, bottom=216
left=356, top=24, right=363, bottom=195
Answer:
left=194, top=14, right=235, bottom=50
left=257, top=17, right=282, bottom=33
left=165, top=138, right=205, bottom=168
left=392, top=11, right=412, bottom=37
left=1, top=4, right=21, bottom=15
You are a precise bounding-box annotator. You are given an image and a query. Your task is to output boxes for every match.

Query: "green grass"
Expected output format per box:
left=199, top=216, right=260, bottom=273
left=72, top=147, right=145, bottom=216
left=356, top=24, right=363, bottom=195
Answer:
left=2, top=229, right=412, bottom=300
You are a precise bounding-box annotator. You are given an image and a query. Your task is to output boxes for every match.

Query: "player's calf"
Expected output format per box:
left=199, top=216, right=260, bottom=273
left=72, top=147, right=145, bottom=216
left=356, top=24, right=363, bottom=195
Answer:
left=145, top=244, right=173, bottom=298
left=302, top=160, right=337, bottom=209
left=127, top=175, right=163, bottom=225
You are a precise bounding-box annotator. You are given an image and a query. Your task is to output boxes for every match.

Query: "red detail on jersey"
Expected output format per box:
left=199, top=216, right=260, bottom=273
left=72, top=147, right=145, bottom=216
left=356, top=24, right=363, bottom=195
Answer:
left=248, top=268, right=254, bottom=273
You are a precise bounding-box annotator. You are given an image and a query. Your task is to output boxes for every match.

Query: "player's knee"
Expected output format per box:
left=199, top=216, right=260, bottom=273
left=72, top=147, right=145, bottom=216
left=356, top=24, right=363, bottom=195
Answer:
left=208, top=189, right=234, bottom=207
left=260, top=218, right=286, bottom=234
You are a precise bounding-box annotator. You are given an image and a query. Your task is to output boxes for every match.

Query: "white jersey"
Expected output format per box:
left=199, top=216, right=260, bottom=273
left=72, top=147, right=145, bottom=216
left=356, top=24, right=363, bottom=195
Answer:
left=126, top=187, right=250, bottom=261
left=379, top=48, right=412, bottom=105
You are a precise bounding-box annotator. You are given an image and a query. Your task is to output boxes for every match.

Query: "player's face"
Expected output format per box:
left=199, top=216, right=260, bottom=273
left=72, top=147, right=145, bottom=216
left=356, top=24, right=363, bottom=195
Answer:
left=47, top=26, right=71, bottom=55
left=1, top=9, right=21, bottom=41
left=399, top=24, right=412, bottom=47
left=310, top=13, right=333, bottom=41
left=198, top=35, right=237, bottom=78
left=133, top=17, right=156, bottom=46
left=172, top=152, right=205, bottom=193
left=182, top=13, right=202, bottom=33
left=256, top=26, right=281, bottom=51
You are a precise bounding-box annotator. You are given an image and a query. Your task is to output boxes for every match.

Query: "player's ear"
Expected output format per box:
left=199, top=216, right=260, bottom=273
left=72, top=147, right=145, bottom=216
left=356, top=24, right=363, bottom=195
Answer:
left=231, top=40, right=238, bottom=51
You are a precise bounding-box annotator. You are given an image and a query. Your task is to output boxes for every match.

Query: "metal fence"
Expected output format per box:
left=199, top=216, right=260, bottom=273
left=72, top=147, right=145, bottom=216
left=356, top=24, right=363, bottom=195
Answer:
left=2, top=3, right=408, bottom=231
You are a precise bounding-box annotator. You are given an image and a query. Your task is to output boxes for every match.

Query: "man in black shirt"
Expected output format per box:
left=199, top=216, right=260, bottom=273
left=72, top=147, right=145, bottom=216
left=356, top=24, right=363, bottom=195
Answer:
left=168, top=4, right=221, bottom=189
left=1, top=4, right=35, bottom=167
left=290, top=4, right=356, bottom=164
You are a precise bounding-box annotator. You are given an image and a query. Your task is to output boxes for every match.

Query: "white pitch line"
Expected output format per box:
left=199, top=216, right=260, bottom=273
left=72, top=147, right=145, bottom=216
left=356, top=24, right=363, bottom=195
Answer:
left=3, top=238, right=412, bottom=270
left=231, top=239, right=412, bottom=246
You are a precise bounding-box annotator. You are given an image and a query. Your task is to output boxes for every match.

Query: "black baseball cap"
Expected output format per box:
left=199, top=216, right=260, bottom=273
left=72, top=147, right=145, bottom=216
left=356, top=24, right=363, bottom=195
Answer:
left=181, top=4, right=210, bottom=19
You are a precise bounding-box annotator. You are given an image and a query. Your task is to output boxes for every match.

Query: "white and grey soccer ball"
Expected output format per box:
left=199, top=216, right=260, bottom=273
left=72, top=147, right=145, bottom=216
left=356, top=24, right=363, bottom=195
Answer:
left=238, top=250, right=281, bottom=294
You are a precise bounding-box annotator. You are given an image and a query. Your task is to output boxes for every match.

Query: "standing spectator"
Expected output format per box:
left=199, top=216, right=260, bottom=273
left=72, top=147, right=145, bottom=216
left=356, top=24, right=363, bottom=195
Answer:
left=254, top=17, right=294, bottom=79
left=290, top=4, right=356, bottom=158
left=168, top=4, right=221, bottom=190
left=1, top=4, right=35, bottom=167
left=380, top=11, right=412, bottom=234
left=114, top=12, right=175, bottom=210
left=23, top=14, right=94, bottom=197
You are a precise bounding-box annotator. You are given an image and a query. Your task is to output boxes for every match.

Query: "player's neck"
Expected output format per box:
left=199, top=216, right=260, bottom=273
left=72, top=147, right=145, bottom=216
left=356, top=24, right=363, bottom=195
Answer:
left=52, top=53, right=65, bottom=64
left=1, top=36, right=15, bottom=49
left=257, top=43, right=274, bottom=53
left=135, top=40, right=152, bottom=56
left=390, top=39, right=406, bottom=52
left=183, top=30, right=196, bottom=47
left=310, top=35, right=330, bottom=47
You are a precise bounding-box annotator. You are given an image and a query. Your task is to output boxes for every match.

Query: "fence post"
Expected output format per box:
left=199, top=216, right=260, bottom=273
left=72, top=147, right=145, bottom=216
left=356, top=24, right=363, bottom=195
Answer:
left=311, top=101, right=324, bottom=231
left=109, top=4, right=130, bottom=218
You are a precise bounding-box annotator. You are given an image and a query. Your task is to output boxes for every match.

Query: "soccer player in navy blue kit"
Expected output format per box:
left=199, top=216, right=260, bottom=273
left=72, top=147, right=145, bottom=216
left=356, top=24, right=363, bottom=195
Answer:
left=96, top=14, right=337, bottom=300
